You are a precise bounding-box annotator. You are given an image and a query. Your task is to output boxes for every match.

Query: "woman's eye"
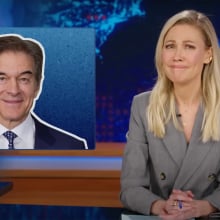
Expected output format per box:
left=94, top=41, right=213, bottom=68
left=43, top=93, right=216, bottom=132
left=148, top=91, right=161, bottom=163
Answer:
left=185, top=44, right=195, bottom=49
left=164, top=44, right=174, bottom=49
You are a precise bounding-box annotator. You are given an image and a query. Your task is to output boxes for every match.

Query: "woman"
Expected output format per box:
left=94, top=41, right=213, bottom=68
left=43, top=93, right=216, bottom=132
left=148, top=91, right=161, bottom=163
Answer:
left=120, top=9, right=220, bottom=220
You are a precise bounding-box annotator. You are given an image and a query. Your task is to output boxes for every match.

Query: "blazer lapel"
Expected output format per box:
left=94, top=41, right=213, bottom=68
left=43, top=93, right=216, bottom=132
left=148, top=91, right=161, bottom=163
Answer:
left=173, top=105, right=214, bottom=188
left=163, top=122, right=187, bottom=168
left=32, top=114, right=54, bottom=149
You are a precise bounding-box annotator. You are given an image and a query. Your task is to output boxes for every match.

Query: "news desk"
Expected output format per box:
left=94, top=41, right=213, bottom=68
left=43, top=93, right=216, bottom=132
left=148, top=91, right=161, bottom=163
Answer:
left=0, top=143, right=218, bottom=220
left=0, top=143, right=123, bottom=208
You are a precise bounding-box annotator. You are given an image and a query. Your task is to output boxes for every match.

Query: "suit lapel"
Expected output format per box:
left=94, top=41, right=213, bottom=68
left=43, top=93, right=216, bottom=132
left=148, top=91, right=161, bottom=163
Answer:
left=163, top=120, right=187, bottom=168
left=173, top=141, right=213, bottom=189
left=32, top=114, right=53, bottom=149
left=173, top=105, right=214, bottom=188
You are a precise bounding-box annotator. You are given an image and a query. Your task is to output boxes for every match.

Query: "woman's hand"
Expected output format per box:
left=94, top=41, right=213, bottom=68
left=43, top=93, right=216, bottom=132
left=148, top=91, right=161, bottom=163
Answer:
left=162, top=189, right=194, bottom=216
left=150, top=190, right=193, bottom=216
left=159, top=189, right=217, bottom=220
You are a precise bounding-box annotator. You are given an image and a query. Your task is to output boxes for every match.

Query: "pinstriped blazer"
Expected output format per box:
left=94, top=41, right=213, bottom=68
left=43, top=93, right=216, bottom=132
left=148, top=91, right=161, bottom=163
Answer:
left=120, top=91, right=220, bottom=215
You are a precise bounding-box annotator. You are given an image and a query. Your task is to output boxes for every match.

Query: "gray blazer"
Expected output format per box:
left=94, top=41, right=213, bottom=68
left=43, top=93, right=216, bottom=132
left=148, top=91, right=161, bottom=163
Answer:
left=120, top=91, right=220, bottom=215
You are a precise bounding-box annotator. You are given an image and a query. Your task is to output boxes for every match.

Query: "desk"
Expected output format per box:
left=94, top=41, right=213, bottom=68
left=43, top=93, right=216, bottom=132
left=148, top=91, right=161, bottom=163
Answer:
left=121, top=213, right=161, bottom=220
left=0, top=143, right=124, bottom=207
left=0, top=204, right=123, bottom=220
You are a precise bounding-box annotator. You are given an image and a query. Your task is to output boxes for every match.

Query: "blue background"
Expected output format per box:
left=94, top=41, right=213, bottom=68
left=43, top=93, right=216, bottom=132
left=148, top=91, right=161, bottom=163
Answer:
left=0, top=28, right=96, bottom=149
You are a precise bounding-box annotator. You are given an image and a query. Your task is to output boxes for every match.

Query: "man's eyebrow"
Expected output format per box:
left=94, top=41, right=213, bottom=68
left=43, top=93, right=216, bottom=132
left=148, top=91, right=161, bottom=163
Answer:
left=0, top=70, right=33, bottom=75
left=20, top=70, right=33, bottom=75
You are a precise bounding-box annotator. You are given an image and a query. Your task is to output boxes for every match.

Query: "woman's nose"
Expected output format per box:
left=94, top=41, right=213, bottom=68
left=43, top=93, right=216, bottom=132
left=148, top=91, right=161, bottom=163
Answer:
left=173, top=48, right=184, bottom=61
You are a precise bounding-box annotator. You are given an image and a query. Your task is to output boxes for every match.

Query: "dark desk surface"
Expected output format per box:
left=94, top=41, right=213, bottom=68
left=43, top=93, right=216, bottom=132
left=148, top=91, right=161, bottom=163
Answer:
left=1, top=205, right=217, bottom=220
left=0, top=204, right=124, bottom=220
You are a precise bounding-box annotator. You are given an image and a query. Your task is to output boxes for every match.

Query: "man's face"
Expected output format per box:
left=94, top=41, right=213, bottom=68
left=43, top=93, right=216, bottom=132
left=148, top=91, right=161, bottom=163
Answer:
left=0, top=51, right=39, bottom=129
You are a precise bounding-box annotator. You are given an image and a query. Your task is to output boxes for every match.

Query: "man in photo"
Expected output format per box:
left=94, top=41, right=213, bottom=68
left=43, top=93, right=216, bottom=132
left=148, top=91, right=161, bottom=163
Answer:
left=0, top=34, right=87, bottom=150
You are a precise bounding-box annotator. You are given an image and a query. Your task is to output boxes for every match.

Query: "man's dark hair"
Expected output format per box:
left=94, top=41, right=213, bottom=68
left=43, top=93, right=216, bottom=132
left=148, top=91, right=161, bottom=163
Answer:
left=0, top=35, right=44, bottom=85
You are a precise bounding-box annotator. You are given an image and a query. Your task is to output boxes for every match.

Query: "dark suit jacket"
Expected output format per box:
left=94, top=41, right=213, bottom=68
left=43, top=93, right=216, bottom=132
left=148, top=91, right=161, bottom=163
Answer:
left=32, top=115, right=87, bottom=149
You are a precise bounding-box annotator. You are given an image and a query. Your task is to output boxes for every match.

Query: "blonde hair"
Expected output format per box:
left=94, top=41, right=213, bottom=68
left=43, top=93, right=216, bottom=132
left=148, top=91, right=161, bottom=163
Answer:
left=147, top=10, right=220, bottom=142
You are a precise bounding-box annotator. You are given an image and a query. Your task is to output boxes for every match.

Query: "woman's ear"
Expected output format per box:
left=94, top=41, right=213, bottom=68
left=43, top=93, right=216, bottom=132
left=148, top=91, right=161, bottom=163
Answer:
left=204, top=47, right=213, bottom=64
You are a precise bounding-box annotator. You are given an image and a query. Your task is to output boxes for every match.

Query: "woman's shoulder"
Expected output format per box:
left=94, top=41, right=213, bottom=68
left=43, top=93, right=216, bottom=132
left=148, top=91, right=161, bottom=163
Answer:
left=133, top=91, right=151, bottom=101
left=132, top=91, right=151, bottom=107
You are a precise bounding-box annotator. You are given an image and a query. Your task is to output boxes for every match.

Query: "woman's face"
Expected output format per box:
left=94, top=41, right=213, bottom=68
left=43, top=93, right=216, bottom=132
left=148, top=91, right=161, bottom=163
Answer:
left=162, top=24, right=211, bottom=87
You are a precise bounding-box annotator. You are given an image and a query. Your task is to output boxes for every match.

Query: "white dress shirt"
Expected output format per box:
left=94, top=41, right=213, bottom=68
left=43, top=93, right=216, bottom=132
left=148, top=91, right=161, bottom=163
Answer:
left=0, top=114, right=36, bottom=149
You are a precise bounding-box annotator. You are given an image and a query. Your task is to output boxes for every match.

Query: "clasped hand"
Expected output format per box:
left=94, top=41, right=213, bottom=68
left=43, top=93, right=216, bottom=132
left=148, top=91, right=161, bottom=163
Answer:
left=159, top=189, right=201, bottom=220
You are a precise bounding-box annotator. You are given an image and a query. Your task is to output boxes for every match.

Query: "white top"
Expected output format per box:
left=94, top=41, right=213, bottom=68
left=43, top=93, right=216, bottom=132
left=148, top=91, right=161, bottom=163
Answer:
left=0, top=114, right=35, bottom=149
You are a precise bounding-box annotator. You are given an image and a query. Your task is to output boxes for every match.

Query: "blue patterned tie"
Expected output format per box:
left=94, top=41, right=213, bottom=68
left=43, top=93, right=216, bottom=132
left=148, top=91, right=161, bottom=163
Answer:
left=3, top=131, right=17, bottom=150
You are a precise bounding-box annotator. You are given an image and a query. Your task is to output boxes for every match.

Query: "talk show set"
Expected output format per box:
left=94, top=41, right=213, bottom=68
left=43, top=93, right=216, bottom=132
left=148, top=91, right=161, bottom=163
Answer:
left=2, top=1, right=220, bottom=220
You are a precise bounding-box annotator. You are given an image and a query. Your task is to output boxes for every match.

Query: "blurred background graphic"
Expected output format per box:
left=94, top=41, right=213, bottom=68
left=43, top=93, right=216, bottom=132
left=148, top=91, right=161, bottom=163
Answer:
left=1, top=0, right=220, bottom=143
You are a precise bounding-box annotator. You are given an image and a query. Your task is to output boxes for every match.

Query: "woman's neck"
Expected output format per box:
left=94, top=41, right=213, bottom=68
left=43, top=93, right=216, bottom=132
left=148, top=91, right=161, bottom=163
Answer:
left=174, top=84, right=201, bottom=107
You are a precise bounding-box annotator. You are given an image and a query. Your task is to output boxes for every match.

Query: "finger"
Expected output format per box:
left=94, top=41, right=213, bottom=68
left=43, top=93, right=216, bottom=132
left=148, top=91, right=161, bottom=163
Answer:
left=168, top=201, right=186, bottom=215
left=170, top=190, right=187, bottom=198
left=185, top=190, right=194, bottom=198
left=165, top=199, right=180, bottom=214
left=167, top=199, right=192, bottom=214
left=171, top=189, right=182, bottom=195
left=170, top=194, right=193, bottom=202
left=171, top=189, right=194, bottom=198
left=171, top=200, right=178, bottom=207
